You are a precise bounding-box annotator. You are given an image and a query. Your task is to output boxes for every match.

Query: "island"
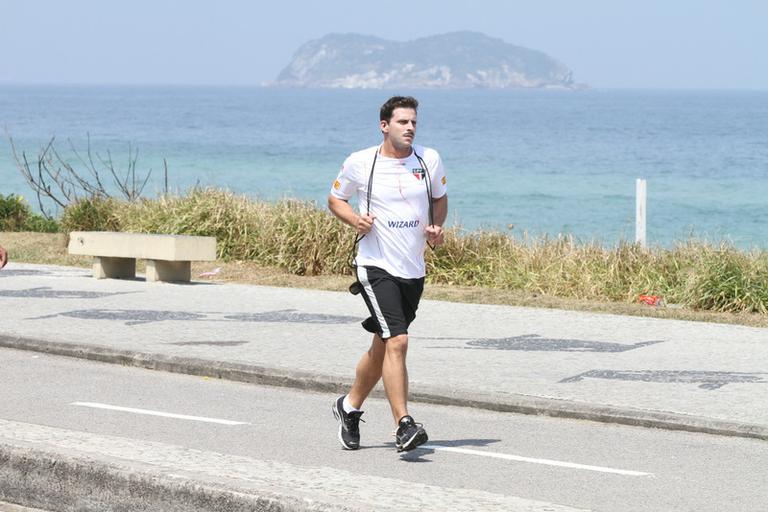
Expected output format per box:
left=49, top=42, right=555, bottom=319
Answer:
left=271, top=31, right=582, bottom=90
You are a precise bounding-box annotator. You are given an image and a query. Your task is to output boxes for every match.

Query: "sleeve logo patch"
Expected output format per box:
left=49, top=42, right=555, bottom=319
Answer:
left=441, top=176, right=447, bottom=185
left=333, top=180, right=341, bottom=190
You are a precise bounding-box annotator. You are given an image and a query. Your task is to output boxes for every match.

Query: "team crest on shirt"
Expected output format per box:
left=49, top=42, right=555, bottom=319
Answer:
left=411, top=168, right=425, bottom=180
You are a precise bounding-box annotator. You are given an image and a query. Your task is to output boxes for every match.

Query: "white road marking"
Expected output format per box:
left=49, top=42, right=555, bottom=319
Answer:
left=70, top=402, right=250, bottom=425
left=421, top=445, right=653, bottom=477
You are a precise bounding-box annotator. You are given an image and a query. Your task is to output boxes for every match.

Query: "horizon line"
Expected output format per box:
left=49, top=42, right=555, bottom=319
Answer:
left=1, top=82, right=767, bottom=93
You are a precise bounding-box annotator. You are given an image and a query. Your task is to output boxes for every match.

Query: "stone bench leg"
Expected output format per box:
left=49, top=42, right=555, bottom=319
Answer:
left=146, top=260, right=191, bottom=282
left=93, top=257, right=136, bottom=280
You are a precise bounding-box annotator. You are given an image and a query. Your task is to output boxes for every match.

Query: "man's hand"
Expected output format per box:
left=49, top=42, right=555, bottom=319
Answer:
left=425, top=225, right=444, bottom=246
left=356, top=214, right=375, bottom=235
left=0, top=246, right=7, bottom=269
left=328, top=195, right=375, bottom=236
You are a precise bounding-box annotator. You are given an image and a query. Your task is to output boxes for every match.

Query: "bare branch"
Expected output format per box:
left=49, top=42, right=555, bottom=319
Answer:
left=8, top=134, right=155, bottom=207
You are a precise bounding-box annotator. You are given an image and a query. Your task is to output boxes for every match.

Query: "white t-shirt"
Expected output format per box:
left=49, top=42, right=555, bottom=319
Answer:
left=330, top=144, right=447, bottom=278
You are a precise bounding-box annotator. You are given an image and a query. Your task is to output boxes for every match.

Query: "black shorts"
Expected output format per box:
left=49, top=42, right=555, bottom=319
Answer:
left=356, top=266, right=424, bottom=339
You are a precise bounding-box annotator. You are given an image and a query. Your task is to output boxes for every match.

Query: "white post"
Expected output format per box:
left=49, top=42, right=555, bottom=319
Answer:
left=635, top=178, right=647, bottom=248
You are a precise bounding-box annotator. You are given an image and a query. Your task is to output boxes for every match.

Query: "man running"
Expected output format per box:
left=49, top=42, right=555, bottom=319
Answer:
left=328, top=96, right=448, bottom=452
left=0, top=245, right=7, bottom=269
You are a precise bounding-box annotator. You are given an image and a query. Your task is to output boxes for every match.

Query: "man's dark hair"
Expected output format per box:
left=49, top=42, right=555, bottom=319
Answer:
left=380, top=96, right=419, bottom=122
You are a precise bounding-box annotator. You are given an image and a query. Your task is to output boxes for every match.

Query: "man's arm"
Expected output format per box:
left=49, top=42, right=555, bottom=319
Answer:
left=328, top=195, right=375, bottom=235
left=432, top=194, right=448, bottom=226
left=0, top=245, right=8, bottom=269
left=426, top=194, right=448, bottom=246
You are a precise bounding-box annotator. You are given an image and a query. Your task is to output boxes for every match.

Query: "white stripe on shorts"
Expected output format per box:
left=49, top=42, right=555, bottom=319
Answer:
left=356, top=266, right=391, bottom=338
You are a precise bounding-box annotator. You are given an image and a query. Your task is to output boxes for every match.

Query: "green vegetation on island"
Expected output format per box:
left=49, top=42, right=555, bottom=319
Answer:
left=274, top=32, right=579, bottom=89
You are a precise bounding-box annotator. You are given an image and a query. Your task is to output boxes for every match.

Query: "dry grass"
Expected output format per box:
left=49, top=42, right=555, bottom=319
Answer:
left=1, top=232, right=90, bottom=268
left=3, top=231, right=767, bottom=328
left=54, top=190, right=768, bottom=314
left=427, top=231, right=768, bottom=314
left=52, top=189, right=358, bottom=279
left=5, top=188, right=765, bottom=322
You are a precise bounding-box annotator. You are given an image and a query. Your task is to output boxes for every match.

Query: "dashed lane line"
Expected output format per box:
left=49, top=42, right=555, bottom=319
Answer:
left=70, top=402, right=250, bottom=425
left=69, top=402, right=648, bottom=476
left=421, top=444, right=653, bottom=477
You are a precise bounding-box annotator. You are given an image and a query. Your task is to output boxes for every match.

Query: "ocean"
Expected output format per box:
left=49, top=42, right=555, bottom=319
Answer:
left=1, top=85, right=766, bottom=248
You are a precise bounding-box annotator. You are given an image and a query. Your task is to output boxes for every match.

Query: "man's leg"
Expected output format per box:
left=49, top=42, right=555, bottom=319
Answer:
left=382, top=333, right=428, bottom=452
left=381, top=333, right=409, bottom=424
left=333, top=335, right=385, bottom=450
left=347, top=334, right=386, bottom=409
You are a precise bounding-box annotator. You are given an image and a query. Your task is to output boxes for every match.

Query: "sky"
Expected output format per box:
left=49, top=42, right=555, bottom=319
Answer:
left=1, top=0, right=766, bottom=89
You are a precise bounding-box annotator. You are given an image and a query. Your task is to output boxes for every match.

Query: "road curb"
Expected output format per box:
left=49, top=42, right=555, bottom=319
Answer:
left=0, top=443, right=342, bottom=512
left=2, top=334, right=767, bottom=442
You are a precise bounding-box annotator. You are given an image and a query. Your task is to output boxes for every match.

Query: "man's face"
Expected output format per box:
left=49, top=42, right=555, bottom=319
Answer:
left=381, top=107, right=417, bottom=151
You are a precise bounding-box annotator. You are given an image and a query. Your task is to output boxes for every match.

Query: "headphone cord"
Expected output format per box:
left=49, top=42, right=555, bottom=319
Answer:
left=415, top=153, right=435, bottom=251
left=347, top=147, right=379, bottom=270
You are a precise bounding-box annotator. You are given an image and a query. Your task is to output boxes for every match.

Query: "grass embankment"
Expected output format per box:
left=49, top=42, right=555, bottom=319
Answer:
left=3, top=188, right=767, bottom=328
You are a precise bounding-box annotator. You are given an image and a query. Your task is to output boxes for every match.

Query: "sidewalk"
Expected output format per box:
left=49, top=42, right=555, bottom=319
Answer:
left=2, top=262, right=767, bottom=440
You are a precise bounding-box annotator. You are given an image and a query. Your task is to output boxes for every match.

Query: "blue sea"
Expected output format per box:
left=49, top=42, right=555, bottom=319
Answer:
left=1, top=85, right=766, bottom=248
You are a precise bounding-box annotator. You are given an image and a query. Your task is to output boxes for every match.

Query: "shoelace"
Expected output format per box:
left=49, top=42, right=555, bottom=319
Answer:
left=394, top=420, right=423, bottom=438
left=346, top=411, right=365, bottom=432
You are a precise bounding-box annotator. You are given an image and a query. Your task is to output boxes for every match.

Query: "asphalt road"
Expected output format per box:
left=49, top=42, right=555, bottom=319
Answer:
left=2, top=347, right=767, bottom=511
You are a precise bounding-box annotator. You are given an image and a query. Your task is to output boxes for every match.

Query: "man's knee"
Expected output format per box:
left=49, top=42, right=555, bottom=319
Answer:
left=386, top=334, right=409, bottom=356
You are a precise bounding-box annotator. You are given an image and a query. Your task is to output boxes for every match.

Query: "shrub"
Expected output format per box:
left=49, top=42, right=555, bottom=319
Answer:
left=679, top=244, right=768, bottom=314
left=60, top=196, right=121, bottom=232
left=0, top=193, right=30, bottom=231
left=0, top=193, right=60, bottom=232
left=23, top=214, right=60, bottom=233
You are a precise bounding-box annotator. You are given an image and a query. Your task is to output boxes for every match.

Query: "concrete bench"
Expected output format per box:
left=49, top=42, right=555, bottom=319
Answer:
left=68, top=231, right=217, bottom=283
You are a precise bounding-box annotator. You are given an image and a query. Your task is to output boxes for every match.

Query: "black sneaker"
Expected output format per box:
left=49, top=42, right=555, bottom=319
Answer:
left=395, top=415, right=428, bottom=452
left=332, top=395, right=364, bottom=450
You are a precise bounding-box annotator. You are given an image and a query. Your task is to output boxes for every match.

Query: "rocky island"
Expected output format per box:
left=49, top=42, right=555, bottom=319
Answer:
left=272, top=31, right=580, bottom=90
